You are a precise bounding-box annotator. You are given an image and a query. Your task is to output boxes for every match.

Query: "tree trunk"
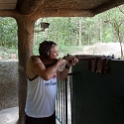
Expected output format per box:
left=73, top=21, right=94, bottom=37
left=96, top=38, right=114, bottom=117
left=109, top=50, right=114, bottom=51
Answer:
left=15, top=16, right=36, bottom=124
left=99, top=16, right=103, bottom=43
left=78, top=17, right=82, bottom=46
left=99, top=21, right=103, bottom=43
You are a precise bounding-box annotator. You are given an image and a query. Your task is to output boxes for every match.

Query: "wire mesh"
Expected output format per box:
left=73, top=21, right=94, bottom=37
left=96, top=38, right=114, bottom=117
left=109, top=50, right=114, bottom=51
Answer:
left=55, top=80, right=68, bottom=124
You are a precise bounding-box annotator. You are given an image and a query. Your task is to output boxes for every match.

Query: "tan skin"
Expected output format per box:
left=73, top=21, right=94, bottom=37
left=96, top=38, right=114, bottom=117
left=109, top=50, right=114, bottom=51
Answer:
left=27, top=45, right=78, bottom=81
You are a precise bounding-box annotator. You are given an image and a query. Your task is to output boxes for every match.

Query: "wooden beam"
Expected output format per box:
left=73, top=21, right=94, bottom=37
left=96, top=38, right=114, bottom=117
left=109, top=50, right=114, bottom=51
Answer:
left=16, top=16, right=35, bottom=124
left=93, top=0, right=124, bottom=15
left=20, top=0, right=44, bottom=15
left=0, top=8, right=94, bottom=18
left=36, top=8, right=95, bottom=17
left=0, top=10, right=21, bottom=17
left=0, top=0, right=17, bottom=3
left=0, top=4, right=16, bottom=9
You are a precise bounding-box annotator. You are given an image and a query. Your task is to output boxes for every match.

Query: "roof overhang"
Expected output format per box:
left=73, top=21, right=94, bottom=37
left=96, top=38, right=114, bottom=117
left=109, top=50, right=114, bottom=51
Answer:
left=0, top=0, right=124, bottom=17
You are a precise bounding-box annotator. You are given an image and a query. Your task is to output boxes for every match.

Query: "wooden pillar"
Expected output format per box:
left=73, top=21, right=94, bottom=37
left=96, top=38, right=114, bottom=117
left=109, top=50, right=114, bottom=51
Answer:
left=15, top=15, right=37, bottom=124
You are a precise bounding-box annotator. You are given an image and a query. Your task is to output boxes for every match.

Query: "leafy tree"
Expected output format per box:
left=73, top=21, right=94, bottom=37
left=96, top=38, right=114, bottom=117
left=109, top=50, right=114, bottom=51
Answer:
left=0, top=5, right=123, bottom=59
left=0, top=17, right=18, bottom=48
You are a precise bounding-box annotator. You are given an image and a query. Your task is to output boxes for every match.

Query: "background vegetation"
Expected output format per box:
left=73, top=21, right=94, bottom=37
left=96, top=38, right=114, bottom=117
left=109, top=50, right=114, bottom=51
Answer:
left=0, top=5, right=123, bottom=59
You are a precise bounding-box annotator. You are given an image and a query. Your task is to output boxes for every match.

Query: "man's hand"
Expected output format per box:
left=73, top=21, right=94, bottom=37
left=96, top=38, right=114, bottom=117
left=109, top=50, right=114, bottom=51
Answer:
left=57, top=58, right=67, bottom=67
left=67, top=57, right=79, bottom=67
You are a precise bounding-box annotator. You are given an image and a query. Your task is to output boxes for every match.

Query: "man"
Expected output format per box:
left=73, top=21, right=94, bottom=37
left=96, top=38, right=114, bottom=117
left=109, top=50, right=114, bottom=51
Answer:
left=25, top=40, right=78, bottom=124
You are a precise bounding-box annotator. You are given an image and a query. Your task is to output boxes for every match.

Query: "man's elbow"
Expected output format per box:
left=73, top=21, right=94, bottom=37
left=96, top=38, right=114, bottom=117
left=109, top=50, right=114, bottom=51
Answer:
left=40, top=75, right=51, bottom=81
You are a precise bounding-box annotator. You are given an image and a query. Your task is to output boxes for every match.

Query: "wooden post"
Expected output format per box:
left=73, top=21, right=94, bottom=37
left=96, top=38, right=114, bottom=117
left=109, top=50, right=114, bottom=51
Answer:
left=15, top=15, right=37, bottom=124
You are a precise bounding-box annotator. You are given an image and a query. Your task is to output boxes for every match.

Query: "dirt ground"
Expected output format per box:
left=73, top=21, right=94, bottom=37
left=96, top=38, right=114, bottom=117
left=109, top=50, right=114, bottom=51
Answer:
left=73, top=42, right=123, bottom=59
left=0, top=42, right=123, bottom=60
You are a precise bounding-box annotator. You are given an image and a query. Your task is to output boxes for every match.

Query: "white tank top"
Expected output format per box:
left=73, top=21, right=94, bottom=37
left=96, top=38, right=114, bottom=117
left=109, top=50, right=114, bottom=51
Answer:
left=25, top=75, right=57, bottom=118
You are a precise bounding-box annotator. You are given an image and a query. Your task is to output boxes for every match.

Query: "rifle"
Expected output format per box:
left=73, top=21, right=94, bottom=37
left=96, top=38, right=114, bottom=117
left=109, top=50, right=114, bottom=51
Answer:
left=42, top=54, right=114, bottom=68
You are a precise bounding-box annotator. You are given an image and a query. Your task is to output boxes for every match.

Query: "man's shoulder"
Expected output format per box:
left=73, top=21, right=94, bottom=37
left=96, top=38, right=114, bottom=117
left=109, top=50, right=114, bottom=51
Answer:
left=30, top=55, right=39, bottom=60
left=29, top=55, right=41, bottom=63
left=27, top=55, right=43, bottom=69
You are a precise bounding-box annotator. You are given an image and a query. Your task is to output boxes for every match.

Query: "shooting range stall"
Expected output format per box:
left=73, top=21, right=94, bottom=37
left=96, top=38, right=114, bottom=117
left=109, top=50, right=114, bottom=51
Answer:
left=56, top=56, right=124, bottom=124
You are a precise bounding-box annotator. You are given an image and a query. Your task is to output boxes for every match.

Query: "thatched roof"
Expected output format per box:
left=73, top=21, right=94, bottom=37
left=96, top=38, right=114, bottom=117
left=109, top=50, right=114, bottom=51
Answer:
left=0, top=0, right=124, bottom=17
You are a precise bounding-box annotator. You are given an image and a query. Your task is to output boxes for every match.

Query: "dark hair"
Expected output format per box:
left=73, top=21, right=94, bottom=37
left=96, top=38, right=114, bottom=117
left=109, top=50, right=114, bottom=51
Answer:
left=39, top=40, right=57, bottom=58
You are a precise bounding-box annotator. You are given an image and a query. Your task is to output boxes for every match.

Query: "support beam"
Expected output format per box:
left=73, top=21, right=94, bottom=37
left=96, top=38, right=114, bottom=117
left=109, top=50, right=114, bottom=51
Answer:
left=19, top=0, right=44, bottom=15
left=0, top=10, right=19, bottom=17
left=0, top=9, right=94, bottom=17
left=15, top=15, right=37, bottom=124
left=92, top=0, right=124, bottom=15
left=36, top=8, right=95, bottom=18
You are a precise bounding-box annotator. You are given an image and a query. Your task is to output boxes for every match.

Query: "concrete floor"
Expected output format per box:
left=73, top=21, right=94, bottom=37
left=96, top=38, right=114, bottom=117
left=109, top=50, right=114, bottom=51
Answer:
left=0, top=107, right=61, bottom=124
left=0, top=107, right=18, bottom=124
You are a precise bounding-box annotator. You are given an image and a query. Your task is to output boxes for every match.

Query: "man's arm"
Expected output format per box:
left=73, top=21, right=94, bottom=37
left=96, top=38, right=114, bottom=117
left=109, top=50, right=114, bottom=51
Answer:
left=30, top=57, right=67, bottom=80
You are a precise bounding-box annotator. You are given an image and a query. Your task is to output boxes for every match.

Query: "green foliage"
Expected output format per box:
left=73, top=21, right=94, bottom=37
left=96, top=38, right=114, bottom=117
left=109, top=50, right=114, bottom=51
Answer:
left=0, top=46, right=18, bottom=59
left=0, top=17, right=18, bottom=48
left=0, top=5, right=124, bottom=59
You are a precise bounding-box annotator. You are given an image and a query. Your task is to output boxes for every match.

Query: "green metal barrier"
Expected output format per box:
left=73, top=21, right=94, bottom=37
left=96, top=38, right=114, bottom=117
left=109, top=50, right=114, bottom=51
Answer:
left=72, top=60, right=124, bottom=124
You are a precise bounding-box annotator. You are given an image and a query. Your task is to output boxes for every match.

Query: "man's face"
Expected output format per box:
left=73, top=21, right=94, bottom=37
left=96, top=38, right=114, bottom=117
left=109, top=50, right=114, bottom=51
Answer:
left=49, top=45, right=58, bottom=59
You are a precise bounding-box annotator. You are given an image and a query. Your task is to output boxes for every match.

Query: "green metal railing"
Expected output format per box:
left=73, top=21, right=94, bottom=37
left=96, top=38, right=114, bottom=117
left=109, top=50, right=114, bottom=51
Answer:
left=55, top=77, right=71, bottom=124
